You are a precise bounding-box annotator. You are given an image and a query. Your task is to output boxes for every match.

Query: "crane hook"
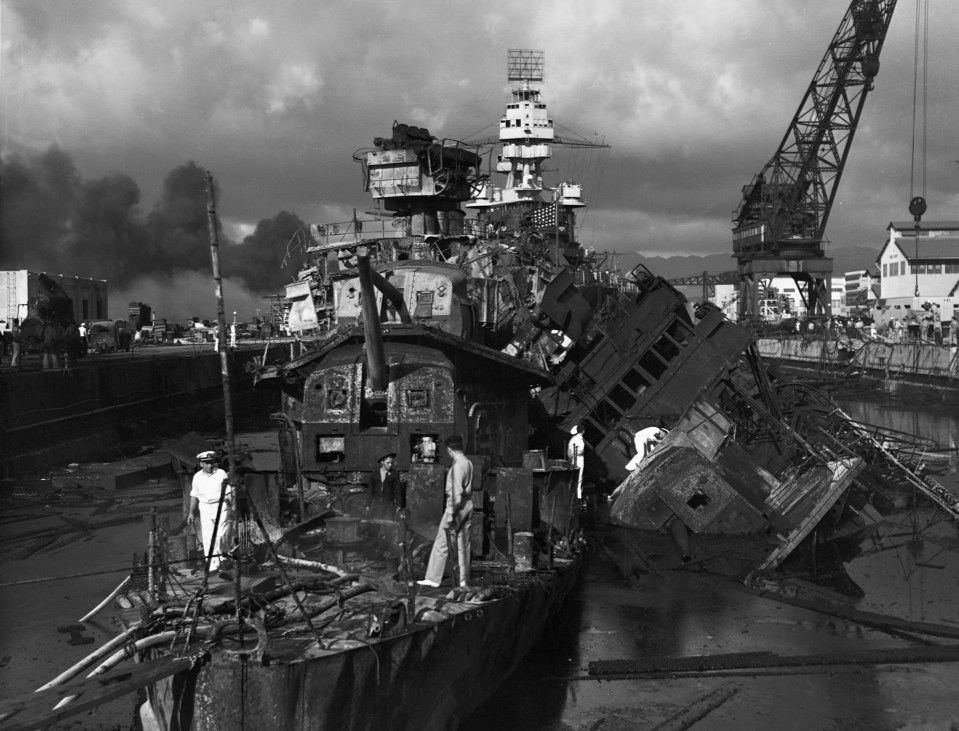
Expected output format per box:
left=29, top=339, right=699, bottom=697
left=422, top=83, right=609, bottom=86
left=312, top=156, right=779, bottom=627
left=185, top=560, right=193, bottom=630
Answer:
left=909, top=196, right=926, bottom=298
left=909, top=196, right=927, bottom=222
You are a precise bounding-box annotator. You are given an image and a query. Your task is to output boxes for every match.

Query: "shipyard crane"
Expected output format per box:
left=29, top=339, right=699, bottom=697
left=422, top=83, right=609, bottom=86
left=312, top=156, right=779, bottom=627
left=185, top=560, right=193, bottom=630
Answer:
left=733, top=0, right=897, bottom=323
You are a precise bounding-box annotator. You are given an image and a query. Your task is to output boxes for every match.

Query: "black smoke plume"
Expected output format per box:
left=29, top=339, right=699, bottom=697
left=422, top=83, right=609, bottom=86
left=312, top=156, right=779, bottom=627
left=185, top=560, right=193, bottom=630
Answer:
left=0, top=145, right=304, bottom=297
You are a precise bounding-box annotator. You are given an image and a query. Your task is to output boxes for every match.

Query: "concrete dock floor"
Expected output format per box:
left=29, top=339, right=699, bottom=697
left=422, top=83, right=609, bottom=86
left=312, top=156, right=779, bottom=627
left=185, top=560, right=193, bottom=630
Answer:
left=0, top=462, right=182, bottom=729
left=464, top=511, right=959, bottom=730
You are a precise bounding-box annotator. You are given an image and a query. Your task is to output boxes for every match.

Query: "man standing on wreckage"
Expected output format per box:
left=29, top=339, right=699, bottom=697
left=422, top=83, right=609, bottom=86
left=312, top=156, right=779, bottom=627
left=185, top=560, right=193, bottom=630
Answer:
left=567, top=425, right=586, bottom=500
left=418, top=435, right=474, bottom=588
left=187, top=450, right=233, bottom=573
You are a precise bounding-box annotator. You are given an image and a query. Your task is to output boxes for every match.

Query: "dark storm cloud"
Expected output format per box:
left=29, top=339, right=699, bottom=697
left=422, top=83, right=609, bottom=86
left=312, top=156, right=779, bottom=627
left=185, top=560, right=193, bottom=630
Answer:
left=1, top=0, right=956, bottom=300
left=0, top=147, right=303, bottom=296
left=141, top=161, right=215, bottom=277
left=71, top=172, right=147, bottom=279
left=230, top=211, right=310, bottom=293
left=0, top=146, right=78, bottom=265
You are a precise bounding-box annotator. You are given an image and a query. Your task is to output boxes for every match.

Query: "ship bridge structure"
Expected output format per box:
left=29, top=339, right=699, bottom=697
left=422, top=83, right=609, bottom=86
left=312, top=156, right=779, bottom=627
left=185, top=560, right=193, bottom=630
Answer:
left=466, top=49, right=608, bottom=266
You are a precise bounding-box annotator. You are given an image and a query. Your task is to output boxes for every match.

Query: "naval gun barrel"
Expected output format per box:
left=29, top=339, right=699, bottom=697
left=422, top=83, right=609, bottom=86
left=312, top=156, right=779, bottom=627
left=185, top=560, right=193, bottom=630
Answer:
left=356, top=247, right=388, bottom=393
left=368, top=268, right=412, bottom=325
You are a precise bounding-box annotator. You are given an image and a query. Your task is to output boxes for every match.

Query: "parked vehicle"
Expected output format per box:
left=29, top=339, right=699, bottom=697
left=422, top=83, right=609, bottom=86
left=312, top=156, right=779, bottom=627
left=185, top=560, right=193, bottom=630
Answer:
left=87, top=320, right=132, bottom=353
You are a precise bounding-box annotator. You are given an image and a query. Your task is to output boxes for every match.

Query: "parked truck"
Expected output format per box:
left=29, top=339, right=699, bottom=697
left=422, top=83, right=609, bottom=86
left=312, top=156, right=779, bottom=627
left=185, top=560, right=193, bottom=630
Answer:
left=87, top=319, right=133, bottom=353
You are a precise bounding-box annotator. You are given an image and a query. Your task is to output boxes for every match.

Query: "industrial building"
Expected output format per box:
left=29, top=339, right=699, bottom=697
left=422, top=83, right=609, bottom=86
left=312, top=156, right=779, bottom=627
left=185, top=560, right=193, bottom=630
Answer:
left=1, top=270, right=109, bottom=330
left=875, top=221, right=959, bottom=325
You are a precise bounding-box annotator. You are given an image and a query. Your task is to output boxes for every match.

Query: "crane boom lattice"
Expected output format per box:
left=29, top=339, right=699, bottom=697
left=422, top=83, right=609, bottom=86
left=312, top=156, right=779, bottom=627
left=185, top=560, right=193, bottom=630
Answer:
left=733, top=0, right=897, bottom=323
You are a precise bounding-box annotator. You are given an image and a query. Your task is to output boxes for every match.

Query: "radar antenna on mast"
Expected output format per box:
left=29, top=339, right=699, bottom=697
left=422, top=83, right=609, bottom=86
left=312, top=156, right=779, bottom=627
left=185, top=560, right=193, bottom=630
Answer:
left=467, top=50, right=608, bottom=150
left=507, top=48, right=545, bottom=83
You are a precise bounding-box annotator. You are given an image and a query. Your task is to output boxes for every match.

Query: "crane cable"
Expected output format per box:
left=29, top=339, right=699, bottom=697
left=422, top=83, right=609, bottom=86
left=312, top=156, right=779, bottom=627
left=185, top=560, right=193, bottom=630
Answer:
left=908, top=0, right=928, bottom=298
left=908, top=0, right=928, bottom=203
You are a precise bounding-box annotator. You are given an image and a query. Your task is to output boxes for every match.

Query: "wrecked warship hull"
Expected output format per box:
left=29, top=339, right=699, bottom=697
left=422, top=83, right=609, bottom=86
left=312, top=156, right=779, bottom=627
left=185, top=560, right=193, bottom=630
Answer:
left=539, top=264, right=956, bottom=571
left=114, top=324, right=580, bottom=731
left=141, top=563, right=580, bottom=731
left=610, top=435, right=772, bottom=535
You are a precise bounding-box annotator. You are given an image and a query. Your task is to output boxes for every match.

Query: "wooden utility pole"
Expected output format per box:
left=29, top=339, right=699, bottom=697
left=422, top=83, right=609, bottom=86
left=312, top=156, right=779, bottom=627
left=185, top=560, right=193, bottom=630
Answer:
left=204, top=172, right=242, bottom=617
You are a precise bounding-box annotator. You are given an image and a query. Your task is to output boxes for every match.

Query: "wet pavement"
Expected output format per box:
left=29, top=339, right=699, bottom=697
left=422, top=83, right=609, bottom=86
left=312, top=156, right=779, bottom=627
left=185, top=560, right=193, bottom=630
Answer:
left=0, top=463, right=183, bottom=729
left=464, top=512, right=959, bottom=730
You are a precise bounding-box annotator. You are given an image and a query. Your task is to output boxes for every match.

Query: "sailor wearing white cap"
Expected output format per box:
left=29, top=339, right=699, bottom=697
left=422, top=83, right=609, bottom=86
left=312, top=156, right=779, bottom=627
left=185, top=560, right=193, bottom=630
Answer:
left=187, top=451, right=232, bottom=571
left=567, top=425, right=585, bottom=499
left=625, top=427, right=668, bottom=472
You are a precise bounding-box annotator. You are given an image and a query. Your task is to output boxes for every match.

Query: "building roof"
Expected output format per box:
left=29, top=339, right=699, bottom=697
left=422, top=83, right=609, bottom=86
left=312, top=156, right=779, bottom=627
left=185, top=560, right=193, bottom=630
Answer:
left=888, top=220, right=959, bottom=233
left=879, top=235, right=959, bottom=263
left=897, top=239, right=959, bottom=259
left=875, top=222, right=959, bottom=266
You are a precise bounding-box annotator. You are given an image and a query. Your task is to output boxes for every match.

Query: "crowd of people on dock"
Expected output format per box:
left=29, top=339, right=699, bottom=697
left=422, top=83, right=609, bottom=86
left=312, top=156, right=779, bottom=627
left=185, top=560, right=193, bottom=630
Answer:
left=878, top=306, right=959, bottom=346
left=763, top=306, right=959, bottom=346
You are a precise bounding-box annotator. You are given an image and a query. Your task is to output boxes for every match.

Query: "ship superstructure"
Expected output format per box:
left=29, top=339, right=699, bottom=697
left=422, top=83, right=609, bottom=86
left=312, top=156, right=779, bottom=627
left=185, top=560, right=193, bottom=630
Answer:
left=466, top=49, right=590, bottom=267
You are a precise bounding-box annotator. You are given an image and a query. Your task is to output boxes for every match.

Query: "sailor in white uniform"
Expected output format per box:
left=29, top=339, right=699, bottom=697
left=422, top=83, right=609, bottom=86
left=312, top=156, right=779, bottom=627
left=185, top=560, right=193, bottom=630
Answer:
left=187, top=451, right=232, bottom=571
left=625, top=426, right=668, bottom=472
left=567, top=425, right=585, bottom=499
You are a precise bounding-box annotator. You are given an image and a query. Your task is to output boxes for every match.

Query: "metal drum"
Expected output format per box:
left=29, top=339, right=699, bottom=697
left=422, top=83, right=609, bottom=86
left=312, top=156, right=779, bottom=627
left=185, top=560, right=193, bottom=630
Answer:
left=523, top=450, right=546, bottom=470
left=326, top=516, right=362, bottom=544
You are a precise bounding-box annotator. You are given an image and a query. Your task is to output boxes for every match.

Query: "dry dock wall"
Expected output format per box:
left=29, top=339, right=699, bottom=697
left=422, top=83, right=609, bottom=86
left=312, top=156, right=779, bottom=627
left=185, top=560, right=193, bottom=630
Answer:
left=756, top=338, right=959, bottom=379
left=0, top=349, right=274, bottom=474
left=756, top=337, right=959, bottom=407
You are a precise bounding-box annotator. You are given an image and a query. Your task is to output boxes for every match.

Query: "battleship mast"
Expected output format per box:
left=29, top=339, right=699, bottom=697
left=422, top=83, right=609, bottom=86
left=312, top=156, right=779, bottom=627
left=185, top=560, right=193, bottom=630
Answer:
left=467, top=49, right=608, bottom=266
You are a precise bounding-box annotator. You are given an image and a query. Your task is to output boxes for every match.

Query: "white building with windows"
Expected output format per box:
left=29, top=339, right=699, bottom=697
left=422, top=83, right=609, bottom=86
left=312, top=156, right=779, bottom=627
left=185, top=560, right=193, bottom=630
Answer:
left=764, top=275, right=848, bottom=319
left=876, top=220, right=959, bottom=325
left=830, top=277, right=846, bottom=315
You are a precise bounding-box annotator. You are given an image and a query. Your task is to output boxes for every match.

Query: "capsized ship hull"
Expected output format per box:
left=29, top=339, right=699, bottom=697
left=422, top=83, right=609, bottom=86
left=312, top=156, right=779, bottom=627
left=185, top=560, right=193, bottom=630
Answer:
left=138, top=560, right=580, bottom=731
left=525, top=260, right=956, bottom=570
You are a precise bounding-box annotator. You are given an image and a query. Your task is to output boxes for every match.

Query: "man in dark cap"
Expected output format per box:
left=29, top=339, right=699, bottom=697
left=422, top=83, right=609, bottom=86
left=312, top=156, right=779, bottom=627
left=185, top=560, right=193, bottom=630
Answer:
left=368, top=452, right=402, bottom=520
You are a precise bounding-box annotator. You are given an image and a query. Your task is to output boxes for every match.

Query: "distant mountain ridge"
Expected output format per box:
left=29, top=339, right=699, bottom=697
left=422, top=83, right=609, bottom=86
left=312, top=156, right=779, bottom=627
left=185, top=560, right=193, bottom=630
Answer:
left=613, top=245, right=881, bottom=280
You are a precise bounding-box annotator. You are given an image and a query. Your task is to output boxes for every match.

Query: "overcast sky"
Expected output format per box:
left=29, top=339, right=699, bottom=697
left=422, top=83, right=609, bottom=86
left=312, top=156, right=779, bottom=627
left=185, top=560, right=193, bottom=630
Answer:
left=2, top=0, right=956, bottom=322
